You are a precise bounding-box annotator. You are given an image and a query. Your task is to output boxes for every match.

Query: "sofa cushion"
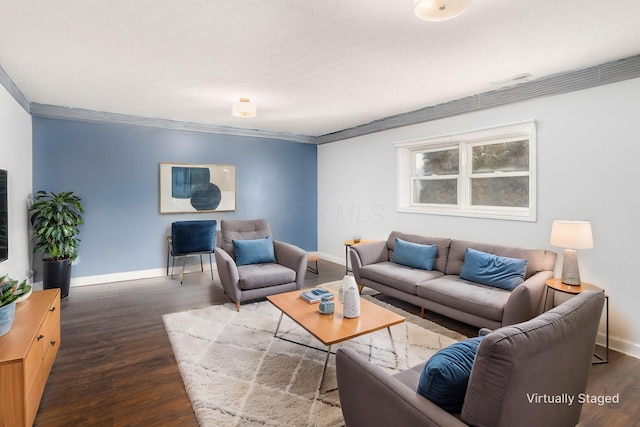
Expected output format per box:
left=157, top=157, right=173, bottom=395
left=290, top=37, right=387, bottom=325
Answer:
left=416, top=276, right=510, bottom=321
left=417, top=336, right=483, bottom=413
left=360, top=262, right=444, bottom=295
left=391, top=238, right=438, bottom=271
left=233, top=236, right=276, bottom=266
left=387, top=232, right=451, bottom=273
left=237, top=263, right=295, bottom=290
left=460, top=248, right=527, bottom=291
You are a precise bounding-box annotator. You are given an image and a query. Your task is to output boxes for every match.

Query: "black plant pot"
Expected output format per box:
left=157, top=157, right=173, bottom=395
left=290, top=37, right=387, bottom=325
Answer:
left=43, top=259, right=72, bottom=298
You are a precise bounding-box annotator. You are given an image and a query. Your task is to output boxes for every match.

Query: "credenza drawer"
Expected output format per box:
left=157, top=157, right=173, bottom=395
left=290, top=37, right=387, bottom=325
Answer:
left=23, top=336, right=44, bottom=398
left=43, top=326, right=60, bottom=377
left=24, top=362, right=45, bottom=427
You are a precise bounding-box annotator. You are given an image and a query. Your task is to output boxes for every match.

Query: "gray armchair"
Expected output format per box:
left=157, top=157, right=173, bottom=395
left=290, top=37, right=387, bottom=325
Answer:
left=214, top=219, right=307, bottom=311
left=336, top=290, right=605, bottom=427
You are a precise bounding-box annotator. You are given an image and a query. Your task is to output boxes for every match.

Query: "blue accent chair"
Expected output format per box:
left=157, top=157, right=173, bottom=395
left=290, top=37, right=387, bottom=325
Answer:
left=167, top=220, right=217, bottom=285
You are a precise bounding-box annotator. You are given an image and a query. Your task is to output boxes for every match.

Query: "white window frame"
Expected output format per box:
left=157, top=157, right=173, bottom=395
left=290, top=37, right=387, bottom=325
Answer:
left=396, top=120, right=536, bottom=221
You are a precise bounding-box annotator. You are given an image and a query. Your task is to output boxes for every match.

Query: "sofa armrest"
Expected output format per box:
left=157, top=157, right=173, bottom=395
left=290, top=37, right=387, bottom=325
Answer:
left=336, top=348, right=467, bottom=427
left=273, top=240, right=307, bottom=289
left=502, top=270, right=554, bottom=326
left=349, top=241, right=388, bottom=284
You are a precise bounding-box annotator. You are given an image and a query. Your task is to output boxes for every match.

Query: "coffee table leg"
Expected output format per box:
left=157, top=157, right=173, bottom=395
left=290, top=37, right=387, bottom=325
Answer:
left=273, top=312, right=284, bottom=337
left=387, top=327, right=397, bottom=355
left=319, top=344, right=332, bottom=390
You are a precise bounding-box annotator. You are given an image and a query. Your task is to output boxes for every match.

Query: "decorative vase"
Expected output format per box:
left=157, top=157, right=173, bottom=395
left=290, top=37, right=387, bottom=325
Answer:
left=0, top=301, right=16, bottom=337
left=319, top=296, right=335, bottom=314
left=339, top=275, right=360, bottom=318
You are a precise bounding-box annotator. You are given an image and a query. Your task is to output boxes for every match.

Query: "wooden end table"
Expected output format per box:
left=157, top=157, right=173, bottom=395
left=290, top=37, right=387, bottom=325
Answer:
left=267, top=287, right=405, bottom=389
left=544, top=278, right=609, bottom=364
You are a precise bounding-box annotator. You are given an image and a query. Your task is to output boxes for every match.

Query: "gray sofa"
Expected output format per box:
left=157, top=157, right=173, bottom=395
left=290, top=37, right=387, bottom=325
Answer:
left=350, top=231, right=556, bottom=329
left=336, top=290, right=605, bottom=427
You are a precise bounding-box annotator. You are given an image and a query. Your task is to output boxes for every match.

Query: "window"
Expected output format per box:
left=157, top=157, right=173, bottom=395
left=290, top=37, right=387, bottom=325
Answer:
left=396, top=120, right=536, bottom=221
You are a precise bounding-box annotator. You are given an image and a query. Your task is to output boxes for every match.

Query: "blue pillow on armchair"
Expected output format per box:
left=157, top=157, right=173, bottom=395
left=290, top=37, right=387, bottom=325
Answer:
left=233, top=236, right=276, bottom=266
left=460, top=248, right=528, bottom=291
left=391, top=238, right=438, bottom=271
left=417, top=336, right=483, bottom=413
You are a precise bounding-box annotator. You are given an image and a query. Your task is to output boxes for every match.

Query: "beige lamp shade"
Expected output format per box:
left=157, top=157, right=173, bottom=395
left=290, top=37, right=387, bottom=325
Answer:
left=550, top=220, right=594, bottom=249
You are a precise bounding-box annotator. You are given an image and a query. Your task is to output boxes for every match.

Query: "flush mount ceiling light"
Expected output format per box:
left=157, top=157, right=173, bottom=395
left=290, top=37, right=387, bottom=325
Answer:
left=232, top=98, right=257, bottom=118
left=414, top=0, right=473, bottom=21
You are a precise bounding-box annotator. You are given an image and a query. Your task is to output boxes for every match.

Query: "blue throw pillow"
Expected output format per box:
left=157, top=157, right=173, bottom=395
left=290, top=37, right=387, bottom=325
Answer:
left=459, top=248, right=527, bottom=291
left=233, top=236, right=276, bottom=266
left=391, top=238, right=438, bottom=271
left=417, top=336, right=483, bottom=413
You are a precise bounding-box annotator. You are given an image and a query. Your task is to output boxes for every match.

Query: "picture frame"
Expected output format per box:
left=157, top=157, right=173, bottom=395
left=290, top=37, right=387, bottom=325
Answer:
left=159, top=163, right=236, bottom=213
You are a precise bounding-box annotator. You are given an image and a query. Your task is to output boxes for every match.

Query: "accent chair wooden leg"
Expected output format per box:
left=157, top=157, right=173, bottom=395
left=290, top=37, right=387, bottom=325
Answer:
left=236, top=302, right=240, bottom=312
left=421, top=307, right=425, bottom=318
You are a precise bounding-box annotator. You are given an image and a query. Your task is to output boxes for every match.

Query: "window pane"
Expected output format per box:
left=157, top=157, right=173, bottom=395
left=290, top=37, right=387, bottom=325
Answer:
left=471, top=177, right=529, bottom=207
left=472, top=140, right=529, bottom=173
left=413, top=179, right=457, bottom=204
left=415, top=149, right=459, bottom=176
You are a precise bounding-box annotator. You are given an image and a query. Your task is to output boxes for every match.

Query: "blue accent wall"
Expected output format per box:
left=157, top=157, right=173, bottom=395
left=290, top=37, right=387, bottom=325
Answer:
left=32, top=117, right=317, bottom=278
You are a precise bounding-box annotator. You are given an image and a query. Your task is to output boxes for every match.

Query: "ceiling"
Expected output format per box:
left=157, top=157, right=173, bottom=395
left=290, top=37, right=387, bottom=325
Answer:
left=1, top=0, right=640, bottom=141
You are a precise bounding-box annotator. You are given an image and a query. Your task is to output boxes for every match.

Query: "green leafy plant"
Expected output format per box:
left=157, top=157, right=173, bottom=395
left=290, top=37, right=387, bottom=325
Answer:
left=29, top=191, right=84, bottom=261
left=0, top=274, right=31, bottom=308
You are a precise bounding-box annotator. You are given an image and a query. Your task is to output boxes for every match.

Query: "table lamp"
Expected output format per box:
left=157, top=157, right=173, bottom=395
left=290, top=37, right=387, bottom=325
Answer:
left=550, top=220, right=593, bottom=285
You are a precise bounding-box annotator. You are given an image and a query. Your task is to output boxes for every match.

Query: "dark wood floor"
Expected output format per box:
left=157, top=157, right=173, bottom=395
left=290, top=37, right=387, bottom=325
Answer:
left=35, top=260, right=638, bottom=426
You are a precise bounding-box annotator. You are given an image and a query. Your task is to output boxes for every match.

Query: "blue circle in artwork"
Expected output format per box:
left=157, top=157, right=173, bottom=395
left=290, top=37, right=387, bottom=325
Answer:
left=190, top=183, right=222, bottom=211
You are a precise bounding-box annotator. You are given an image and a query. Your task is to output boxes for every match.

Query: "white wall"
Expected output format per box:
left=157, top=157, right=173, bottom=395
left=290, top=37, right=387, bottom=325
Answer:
left=0, top=85, right=33, bottom=282
left=318, top=77, right=640, bottom=357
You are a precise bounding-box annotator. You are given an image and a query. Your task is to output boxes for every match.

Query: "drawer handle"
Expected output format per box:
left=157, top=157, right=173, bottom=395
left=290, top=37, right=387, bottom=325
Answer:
left=49, top=307, right=56, bottom=312
left=37, top=334, right=44, bottom=341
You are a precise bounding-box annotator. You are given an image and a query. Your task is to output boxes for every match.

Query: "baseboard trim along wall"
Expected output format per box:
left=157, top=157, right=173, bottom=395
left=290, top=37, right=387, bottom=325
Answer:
left=42, top=254, right=639, bottom=360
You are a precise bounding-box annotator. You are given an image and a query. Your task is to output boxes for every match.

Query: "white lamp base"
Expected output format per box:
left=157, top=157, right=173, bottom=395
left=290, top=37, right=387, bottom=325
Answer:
left=561, top=249, right=581, bottom=285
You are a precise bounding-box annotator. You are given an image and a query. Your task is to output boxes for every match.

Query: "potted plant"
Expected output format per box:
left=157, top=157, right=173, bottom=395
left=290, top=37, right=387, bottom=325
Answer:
left=0, top=275, right=31, bottom=337
left=29, top=191, right=84, bottom=298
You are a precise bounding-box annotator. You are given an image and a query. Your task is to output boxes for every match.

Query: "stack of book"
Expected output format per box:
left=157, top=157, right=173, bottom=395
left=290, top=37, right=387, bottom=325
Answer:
left=299, top=288, right=334, bottom=304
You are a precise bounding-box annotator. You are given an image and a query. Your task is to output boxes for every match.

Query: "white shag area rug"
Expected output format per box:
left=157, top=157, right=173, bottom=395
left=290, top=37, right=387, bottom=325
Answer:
left=163, top=296, right=467, bottom=427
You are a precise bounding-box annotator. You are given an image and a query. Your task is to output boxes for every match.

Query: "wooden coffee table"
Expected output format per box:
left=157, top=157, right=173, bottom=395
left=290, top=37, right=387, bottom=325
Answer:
left=267, top=287, right=405, bottom=389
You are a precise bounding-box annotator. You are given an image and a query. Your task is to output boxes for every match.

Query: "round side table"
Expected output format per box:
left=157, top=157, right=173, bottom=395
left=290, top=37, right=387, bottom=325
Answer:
left=544, top=278, right=609, bottom=364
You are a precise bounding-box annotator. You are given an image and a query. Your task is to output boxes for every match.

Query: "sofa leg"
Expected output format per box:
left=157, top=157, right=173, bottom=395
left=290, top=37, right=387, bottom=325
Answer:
left=236, top=302, right=240, bottom=312
left=421, top=307, right=425, bottom=318
left=358, top=285, right=364, bottom=294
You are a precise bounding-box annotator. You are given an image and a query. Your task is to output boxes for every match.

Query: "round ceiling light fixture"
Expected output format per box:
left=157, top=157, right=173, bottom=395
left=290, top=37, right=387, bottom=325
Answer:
left=414, top=0, right=473, bottom=21
left=232, top=98, right=257, bottom=118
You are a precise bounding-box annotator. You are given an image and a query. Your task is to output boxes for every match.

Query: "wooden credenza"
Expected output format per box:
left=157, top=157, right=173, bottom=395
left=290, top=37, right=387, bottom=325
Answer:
left=0, top=289, right=61, bottom=427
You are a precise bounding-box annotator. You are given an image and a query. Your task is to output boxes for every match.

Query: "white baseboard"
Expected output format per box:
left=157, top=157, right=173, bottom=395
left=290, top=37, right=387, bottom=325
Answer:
left=41, top=255, right=640, bottom=360
left=598, top=333, right=640, bottom=360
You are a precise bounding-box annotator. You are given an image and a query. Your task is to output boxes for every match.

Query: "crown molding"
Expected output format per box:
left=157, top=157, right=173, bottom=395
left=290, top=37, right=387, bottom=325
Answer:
left=0, top=64, right=30, bottom=113
left=317, top=54, right=640, bottom=144
left=28, top=103, right=318, bottom=144
left=3, top=55, right=640, bottom=145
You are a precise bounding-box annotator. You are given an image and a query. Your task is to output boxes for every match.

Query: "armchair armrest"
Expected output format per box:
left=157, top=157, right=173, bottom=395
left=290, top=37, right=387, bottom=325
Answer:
left=273, top=240, right=307, bottom=289
left=349, top=241, right=388, bottom=284
left=502, top=270, right=554, bottom=326
left=336, top=348, right=467, bottom=427
left=214, top=247, right=241, bottom=302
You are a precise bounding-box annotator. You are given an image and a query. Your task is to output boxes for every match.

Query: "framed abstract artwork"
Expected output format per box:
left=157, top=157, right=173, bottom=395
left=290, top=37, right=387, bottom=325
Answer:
left=159, top=163, right=236, bottom=213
